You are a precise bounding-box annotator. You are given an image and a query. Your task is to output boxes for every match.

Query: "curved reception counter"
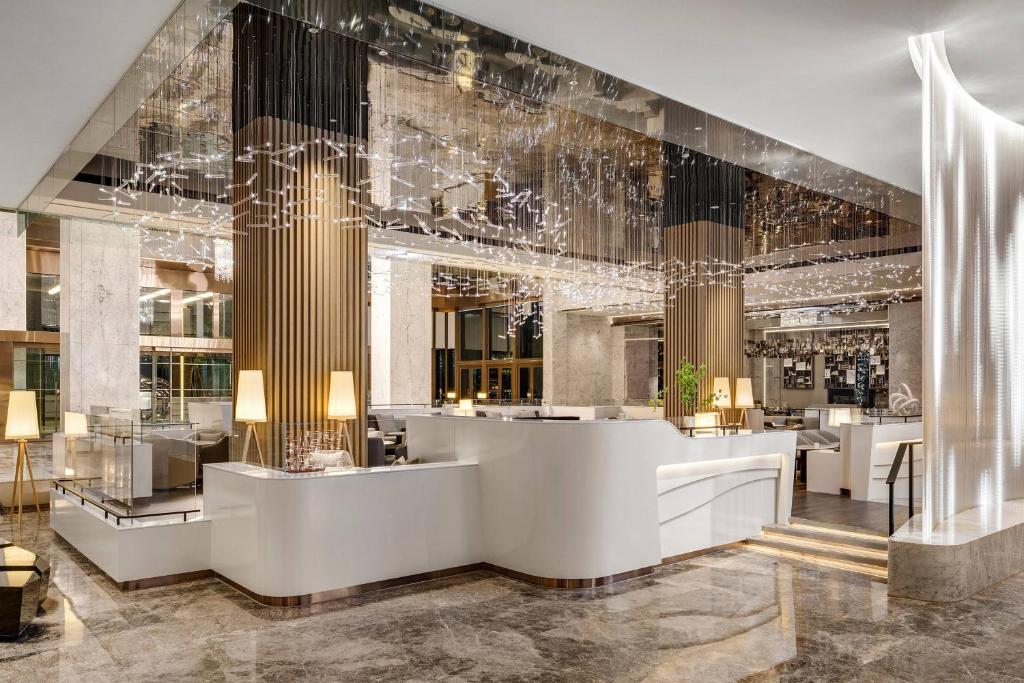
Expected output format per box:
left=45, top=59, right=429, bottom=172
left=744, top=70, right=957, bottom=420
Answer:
left=407, top=416, right=796, bottom=583
left=202, top=417, right=795, bottom=603
left=54, top=416, right=796, bottom=605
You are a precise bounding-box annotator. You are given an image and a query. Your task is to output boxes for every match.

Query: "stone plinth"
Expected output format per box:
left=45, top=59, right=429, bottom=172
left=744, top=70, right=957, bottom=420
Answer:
left=889, top=500, right=1024, bottom=602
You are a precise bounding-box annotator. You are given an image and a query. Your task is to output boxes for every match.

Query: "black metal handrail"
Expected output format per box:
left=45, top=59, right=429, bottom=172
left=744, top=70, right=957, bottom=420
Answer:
left=887, top=439, right=922, bottom=535
left=53, top=481, right=200, bottom=525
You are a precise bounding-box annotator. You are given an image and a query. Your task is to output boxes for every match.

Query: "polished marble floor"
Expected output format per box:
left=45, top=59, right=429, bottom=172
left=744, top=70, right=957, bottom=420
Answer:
left=3, top=514, right=1024, bottom=682
left=0, top=442, right=53, bottom=483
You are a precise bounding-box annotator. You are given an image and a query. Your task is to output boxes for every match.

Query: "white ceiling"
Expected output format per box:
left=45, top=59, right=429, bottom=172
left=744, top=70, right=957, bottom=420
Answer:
left=432, top=0, right=1024, bottom=194
left=0, top=0, right=180, bottom=210
left=1, top=1, right=1021, bottom=210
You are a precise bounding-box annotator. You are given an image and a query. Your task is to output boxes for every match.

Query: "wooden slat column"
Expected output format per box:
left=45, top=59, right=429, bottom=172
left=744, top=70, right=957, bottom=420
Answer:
left=663, top=221, right=744, bottom=420
left=662, top=145, right=746, bottom=421
left=232, top=8, right=369, bottom=465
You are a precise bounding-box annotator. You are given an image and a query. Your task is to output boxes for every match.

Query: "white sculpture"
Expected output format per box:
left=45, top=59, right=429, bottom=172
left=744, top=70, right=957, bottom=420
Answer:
left=889, top=383, right=920, bottom=416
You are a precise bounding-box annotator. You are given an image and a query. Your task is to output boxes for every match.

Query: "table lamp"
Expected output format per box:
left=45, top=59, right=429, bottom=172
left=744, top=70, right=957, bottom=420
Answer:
left=458, top=398, right=473, bottom=416
left=476, top=391, right=487, bottom=402
left=63, top=411, right=89, bottom=478
left=734, top=378, right=755, bottom=429
left=712, top=377, right=732, bottom=425
left=327, top=370, right=357, bottom=455
left=5, top=391, right=41, bottom=523
left=445, top=391, right=456, bottom=404
left=235, top=370, right=267, bottom=466
left=828, top=407, right=856, bottom=428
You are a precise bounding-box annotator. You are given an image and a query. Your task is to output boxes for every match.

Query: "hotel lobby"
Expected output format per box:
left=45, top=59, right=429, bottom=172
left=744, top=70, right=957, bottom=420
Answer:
left=2, top=0, right=1024, bottom=679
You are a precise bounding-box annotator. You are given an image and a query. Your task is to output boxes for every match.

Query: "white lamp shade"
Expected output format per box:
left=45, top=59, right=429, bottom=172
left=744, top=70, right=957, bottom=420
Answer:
left=828, top=407, right=854, bottom=427
left=5, top=391, right=40, bottom=440
left=712, top=377, right=732, bottom=408
left=476, top=392, right=487, bottom=400
left=235, top=370, right=267, bottom=423
left=458, top=399, right=473, bottom=412
left=734, top=378, right=755, bottom=409
left=64, top=411, right=89, bottom=437
left=327, top=370, right=357, bottom=420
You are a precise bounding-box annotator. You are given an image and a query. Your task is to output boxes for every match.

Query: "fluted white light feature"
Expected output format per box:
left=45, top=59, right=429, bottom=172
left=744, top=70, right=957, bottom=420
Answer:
left=911, top=32, right=1024, bottom=530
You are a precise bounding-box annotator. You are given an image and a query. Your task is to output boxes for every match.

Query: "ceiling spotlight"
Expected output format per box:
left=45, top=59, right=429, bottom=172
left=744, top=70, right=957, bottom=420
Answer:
left=307, top=26, right=319, bottom=34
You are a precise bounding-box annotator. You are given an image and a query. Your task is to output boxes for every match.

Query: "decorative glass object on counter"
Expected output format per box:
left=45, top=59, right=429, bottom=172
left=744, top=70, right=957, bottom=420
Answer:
left=281, top=423, right=354, bottom=473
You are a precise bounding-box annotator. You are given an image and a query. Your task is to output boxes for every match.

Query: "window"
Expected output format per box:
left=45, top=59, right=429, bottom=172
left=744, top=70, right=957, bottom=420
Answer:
left=454, top=301, right=543, bottom=402
left=140, top=351, right=232, bottom=422
left=459, top=309, right=483, bottom=361
left=433, top=311, right=455, bottom=402
left=487, top=307, right=512, bottom=360
left=459, top=366, right=482, bottom=399
left=26, top=273, right=59, bottom=332
left=182, top=291, right=215, bottom=338
left=140, top=287, right=172, bottom=336
left=12, top=346, right=60, bottom=434
left=218, top=295, right=233, bottom=338
left=517, top=302, right=543, bottom=359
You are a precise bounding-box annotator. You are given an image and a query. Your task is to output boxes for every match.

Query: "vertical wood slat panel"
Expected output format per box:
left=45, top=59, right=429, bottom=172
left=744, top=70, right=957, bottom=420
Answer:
left=234, top=117, right=368, bottom=466
left=663, top=220, right=744, bottom=421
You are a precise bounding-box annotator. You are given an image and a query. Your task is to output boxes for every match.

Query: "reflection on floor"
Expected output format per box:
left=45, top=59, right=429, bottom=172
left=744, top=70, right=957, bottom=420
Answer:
left=0, top=442, right=54, bottom=483
left=791, top=485, right=908, bottom=535
left=4, top=513, right=1024, bottom=681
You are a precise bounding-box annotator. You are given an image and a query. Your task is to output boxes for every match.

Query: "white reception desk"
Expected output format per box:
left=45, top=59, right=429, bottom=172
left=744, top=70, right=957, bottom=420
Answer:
left=198, top=418, right=795, bottom=604
left=407, top=416, right=796, bottom=581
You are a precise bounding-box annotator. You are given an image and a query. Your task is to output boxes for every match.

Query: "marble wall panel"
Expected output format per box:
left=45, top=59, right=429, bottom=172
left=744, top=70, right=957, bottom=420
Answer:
left=0, top=212, right=26, bottom=331
left=370, top=256, right=433, bottom=406
left=59, top=219, right=140, bottom=416
left=887, top=301, right=922, bottom=401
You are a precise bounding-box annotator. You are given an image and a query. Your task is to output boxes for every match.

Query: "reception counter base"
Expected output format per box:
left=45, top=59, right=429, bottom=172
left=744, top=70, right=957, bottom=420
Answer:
left=52, top=420, right=797, bottom=606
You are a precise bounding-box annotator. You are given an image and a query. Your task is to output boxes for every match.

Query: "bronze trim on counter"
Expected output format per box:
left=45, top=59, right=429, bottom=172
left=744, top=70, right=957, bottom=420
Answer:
left=56, top=534, right=743, bottom=605
left=660, top=541, right=742, bottom=566
left=214, top=564, right=487, bottom=607
left=481, top=562, right=657, bottom=589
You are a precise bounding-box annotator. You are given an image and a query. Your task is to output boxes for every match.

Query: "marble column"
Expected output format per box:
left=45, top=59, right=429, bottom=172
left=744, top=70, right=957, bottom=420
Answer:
left=887, top=301, right=922, bottom=402
left=0, top=212, right=26, bottom=331
left=59, top=219, right=140, bottom=415
left=370, top=256, right=433, bottom=407
left=543, top=288, right=616, bottom=406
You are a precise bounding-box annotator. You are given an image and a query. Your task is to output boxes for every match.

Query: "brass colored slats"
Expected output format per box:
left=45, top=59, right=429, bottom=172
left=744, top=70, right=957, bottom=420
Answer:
left=663, top=221, right=744, bottom=420
left=233, top=117, right=367, bottom=466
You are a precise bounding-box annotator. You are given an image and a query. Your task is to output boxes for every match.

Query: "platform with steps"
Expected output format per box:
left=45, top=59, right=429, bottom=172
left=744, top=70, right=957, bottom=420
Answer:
left=745, top=517, right=889, bottom=580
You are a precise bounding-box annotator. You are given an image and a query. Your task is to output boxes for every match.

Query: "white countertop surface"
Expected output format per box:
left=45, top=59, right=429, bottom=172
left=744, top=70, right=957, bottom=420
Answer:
left=204, top=460, right=476, bottom=480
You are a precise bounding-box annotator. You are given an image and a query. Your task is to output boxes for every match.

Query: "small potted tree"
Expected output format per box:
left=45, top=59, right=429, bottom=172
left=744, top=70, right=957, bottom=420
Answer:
left=675, top=359, right=722, bottom=429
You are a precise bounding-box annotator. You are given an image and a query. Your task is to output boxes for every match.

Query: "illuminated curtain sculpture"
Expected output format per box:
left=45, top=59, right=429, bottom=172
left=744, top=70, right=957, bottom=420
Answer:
left=913, top=32, right=1024, bottom=529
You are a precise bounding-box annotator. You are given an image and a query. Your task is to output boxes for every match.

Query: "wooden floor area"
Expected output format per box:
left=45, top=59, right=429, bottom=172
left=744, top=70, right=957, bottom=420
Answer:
left=791, top=485, right=908, bottom=535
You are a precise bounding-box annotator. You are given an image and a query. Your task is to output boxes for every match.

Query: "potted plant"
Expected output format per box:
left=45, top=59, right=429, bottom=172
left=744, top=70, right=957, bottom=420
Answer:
left=675, top=359, right=722, bottom=428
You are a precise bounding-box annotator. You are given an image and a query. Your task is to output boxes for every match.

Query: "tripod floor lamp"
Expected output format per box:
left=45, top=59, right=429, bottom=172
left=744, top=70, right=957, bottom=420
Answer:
left=6, top=391, right=42, bottom=524
left=236, top=370, right=267, bottom=467
left=327, top=371, right=357, bottom=457
left=734, top=378, right=756, bottom=429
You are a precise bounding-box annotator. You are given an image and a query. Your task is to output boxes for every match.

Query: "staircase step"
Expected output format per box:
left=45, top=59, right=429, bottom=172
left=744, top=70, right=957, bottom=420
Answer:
left=763, top=523, right=889, bottom=552
left=744, top=539, right=888, bottom=581
left=746, top=533, right=888, bottom=569
left=788, top=517, right=887, bottom=539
